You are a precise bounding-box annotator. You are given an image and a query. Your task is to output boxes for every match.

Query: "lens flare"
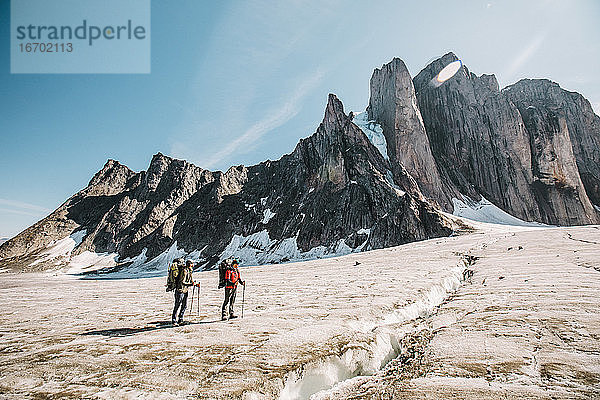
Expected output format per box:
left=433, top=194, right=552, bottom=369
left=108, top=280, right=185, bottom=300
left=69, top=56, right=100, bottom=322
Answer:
left=430, top=60, right=463, bottom=88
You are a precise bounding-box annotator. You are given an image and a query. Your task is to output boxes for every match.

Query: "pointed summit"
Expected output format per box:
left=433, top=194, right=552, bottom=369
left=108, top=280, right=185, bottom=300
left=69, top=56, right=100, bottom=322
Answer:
left=367, top=56, right=446, bottom=206
left=413, top=52, right=463, bottom=93
left=87, top=159, right=135, bottom=196
left=321, top=93, right=349, bottom=134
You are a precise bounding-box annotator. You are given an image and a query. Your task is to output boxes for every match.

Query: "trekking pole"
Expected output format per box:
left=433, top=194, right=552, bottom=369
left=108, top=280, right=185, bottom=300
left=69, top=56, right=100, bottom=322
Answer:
left=190, top=284, right=195, bottom=316
left=197, top=282, right=200, bottom=316
left=241, top=283, right=246, bottom=318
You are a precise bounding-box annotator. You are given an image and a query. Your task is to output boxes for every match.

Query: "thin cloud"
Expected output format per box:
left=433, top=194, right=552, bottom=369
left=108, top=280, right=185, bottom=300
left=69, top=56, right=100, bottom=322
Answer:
left=201, top=69, right=325, bottom=169
left=169, top=1, right=339, bottom=170
left=0, top=207, right=47, bottom=217
left=504, top=33, right=546, bottom=80
left=0, top=199, right=51, bottom=214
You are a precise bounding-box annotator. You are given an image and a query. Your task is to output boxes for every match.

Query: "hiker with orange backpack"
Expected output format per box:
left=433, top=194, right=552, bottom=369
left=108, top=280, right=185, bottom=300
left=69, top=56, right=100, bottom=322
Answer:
left=221, top=259, right=245, bottom=320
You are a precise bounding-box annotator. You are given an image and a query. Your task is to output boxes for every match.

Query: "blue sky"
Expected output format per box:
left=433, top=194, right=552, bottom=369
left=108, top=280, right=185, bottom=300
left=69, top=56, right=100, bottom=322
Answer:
left=1, top=0, right=599, bottom=238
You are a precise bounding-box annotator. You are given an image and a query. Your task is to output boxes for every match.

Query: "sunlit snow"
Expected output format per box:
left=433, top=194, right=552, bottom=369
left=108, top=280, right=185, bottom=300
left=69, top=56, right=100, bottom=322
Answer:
left=352, top=111, right=389, bottom=160
left=218, top=229, right=368, bottom=267
left=3, top=224, right=598, bottom=399
left=262, top=208, right=276, bottom=224
left=67, top=251, right=118, bottom=275
left=29, top=229, right=87, bottom=267
left=452, top=195, right=545, bottom=227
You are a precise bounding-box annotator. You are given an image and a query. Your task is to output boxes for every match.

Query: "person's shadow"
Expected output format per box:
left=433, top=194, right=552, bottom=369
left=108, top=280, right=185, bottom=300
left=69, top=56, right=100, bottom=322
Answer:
left=81, top=319, right=221, bottom=337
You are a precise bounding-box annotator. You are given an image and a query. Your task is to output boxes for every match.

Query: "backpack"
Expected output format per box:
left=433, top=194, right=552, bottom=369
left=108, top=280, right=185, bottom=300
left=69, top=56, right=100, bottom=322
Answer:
left=166, top=260, right=180, bottom=292
left=218, top=258, right=234, bottom=289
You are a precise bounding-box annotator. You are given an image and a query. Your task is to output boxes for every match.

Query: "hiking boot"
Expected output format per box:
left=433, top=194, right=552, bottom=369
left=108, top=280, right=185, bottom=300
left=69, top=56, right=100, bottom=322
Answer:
left=229, top=315, right=238, bottom=319
left=178, top=320, right=185, bottom=325
left=171, top=320, right=178, bottom=326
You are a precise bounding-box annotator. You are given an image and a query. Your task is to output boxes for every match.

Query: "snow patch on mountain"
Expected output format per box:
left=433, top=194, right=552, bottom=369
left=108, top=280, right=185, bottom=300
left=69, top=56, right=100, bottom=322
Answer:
left=30, top=230, right=87, bottom=267
left=186, top=246, right=207, bottom=263
left=219, top=229, right=369, bottom=267
left=452, top=195, right=545, bottom=227
left=352, top=111, right=389, bottom=160
left=262, top=208, right=276, bottom=224
left=114, top=242, right=186, bottom=278
left=73, top=243, right=197, bottom=279
left=47, top=226, right=366, bottom=278
left=26, top=230, right=179, bottom=277
left=119, top=249, right=148, bottom=270
left=67, top=251, right=119, bottom=275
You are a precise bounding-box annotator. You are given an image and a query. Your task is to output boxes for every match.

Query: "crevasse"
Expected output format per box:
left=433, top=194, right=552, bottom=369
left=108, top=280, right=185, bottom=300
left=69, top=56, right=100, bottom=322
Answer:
left=277, top=261, right=468, bottom=400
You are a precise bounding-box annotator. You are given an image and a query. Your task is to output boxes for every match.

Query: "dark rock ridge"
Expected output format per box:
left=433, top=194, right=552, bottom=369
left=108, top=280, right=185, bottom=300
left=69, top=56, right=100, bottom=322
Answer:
left=0, top=94, right=453, bottom=273
left=3, top=52, right=599, bottom=273
left=407, top=52, right=599, bottom=225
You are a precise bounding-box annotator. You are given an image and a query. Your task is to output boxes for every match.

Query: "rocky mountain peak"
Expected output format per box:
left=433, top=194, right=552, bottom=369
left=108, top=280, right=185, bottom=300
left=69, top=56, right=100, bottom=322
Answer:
left=2, top=52, right=599, bottom=275
left=414, top=53, right=500, bottom=107
left=144, top=152, right=173, bottom=192
left=321, top=93, right=350, bottom=134
left=414, top=53, right=599, bottom=225
left=503, top=78, right=600, bottom=210
left=215, top=165, right=248, bottom=201
left=367, top=56, right=446, bottom=204
left=502, top=78, right=590, bottom=113
left=87, top=159, right=135, bottom=196
left=413, top=52, right=461, bottom=91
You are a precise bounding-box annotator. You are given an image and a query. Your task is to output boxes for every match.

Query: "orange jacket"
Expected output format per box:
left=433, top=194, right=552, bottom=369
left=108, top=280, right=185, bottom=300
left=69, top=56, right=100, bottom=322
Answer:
left=225, top=268, right=242, bottom=289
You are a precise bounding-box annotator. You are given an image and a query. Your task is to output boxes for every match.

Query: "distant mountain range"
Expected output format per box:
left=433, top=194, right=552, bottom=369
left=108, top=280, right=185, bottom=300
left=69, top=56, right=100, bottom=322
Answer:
left=0, top=238, right=8, bottom=246
left=1, top=52, right=598, bottom=275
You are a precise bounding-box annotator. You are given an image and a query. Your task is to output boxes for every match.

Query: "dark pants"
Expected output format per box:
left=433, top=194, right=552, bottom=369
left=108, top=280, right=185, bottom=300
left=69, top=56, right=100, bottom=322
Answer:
left=221, top=286, right=237, bottom=318
left=172, top=290, right=188, bottom=322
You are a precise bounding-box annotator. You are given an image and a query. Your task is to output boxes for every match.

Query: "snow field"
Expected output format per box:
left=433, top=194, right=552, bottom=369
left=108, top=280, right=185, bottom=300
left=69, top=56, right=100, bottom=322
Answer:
left=280, top=241, right=485, bottom=400
left=0, top=230, right=486, bottom=399
left=314, top=226, right=600, bottom=399
left=1, top=224, right=598, bottom=399
left=278, top=261, right=471, bottom=400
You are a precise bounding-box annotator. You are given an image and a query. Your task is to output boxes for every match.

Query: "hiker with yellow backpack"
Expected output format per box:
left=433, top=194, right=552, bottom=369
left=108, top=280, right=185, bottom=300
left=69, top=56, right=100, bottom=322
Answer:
left=166, top=258, right=197, bottom=325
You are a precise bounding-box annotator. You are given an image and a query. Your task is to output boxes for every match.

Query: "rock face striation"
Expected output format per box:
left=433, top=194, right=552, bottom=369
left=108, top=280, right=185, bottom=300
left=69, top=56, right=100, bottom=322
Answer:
left=503, top=79, right=600, bottom=219
left=409, top=52, right=599, bottom=225
left=0, top=95, right=452, bottom=273
left=367, top=58, right=447, bottom=206
left=2, top=52, right=599, bottom=274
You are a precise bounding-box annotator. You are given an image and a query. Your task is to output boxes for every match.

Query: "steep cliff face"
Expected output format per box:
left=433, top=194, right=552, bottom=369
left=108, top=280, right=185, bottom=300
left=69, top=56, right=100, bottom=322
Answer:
left=0, top=94, right=453, bottom=273
left=413, top=52, right=599, bottom=225
left=412, top=53, right=540, bottom=220
left=503, top=79, right=600, bottom=209
left=367, top=58, right=448, bottom=207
